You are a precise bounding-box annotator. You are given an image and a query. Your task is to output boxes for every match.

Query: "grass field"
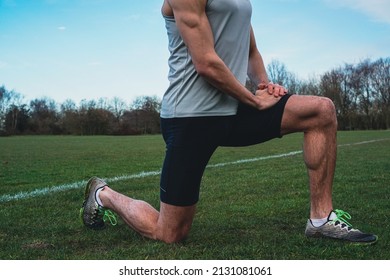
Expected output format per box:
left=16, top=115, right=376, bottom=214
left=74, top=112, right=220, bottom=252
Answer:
left=0, top=130, right=389, bottom=260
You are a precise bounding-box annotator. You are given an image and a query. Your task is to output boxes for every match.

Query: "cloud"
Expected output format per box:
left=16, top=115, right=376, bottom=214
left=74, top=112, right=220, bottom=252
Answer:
left=57, top=26, right=66, bottom=31
left=324, top=0, right=390, bottom=24
left=0, top=61, right=7, bottom=68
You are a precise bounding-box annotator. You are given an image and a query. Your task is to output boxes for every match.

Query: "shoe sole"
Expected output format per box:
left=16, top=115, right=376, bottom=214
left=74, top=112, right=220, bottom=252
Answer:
left=306, top=232, right=378, bottom=245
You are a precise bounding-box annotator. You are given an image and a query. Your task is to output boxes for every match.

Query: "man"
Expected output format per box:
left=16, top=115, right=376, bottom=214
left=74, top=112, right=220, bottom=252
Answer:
left=80, top=0, right=377, bottom=245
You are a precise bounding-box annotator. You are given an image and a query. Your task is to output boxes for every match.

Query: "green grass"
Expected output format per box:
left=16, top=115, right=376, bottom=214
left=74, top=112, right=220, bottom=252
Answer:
left=0, top=131, right=389, bottom=260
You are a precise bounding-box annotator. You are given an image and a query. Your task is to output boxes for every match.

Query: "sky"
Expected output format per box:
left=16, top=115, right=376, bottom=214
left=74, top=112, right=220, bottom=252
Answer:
left=1, top=0, right=389, bottom=105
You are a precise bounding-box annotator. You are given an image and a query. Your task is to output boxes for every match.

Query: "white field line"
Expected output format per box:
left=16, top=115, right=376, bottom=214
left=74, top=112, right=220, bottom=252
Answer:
left=0, top=138, right=388, bottom=203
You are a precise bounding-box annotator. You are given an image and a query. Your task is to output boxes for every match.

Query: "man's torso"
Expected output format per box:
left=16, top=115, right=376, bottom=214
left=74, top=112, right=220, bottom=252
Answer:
left=161, top=0, right=252, bottom=118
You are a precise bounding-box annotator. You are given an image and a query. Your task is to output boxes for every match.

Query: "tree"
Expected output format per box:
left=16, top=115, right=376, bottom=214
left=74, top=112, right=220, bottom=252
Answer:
left=29, top=97, right=60, bottom=134
left=371, top=58, right=390, bottom=129
left=298, top=76, right=320, bottom=96
left=350, top=60, right=376, bottom=129
left=266, top=60, right=301, bottom=95
left=318, top=58, right=390, bottom=130
left=110, top=97, right=127, bottom=121
left=129, top=96, right=161, bottom=134
left=320, top=68, right=357, bottom=130
left=78, top=99, right=115, bottom=135
left=0, top=86, right=23, bottom=134
left=4, top=104, right=30, bottom=134
left=109, top=97, right=127, bottom=134
left=267, top=60, right=288, bottom=86
left=59, top=99, right=80, bottom=134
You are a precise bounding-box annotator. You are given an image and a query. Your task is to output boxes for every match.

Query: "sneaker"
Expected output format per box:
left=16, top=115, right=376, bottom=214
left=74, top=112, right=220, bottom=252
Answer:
left=80, top=177, right=117, bottom=229
left=305, top=209, right=378, bottom=245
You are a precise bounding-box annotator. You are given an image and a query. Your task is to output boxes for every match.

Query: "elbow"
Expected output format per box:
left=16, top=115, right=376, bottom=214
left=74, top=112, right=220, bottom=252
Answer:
left=193, top=60, right=212, bottom=78
left=193, top=56, right=221, bottom=81
left=191, top=51, right=221, bottom=78
left=191, top=52, right=226, bottom=85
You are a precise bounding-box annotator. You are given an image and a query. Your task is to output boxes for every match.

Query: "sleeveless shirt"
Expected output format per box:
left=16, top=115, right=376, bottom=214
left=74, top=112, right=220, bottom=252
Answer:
left=161, top=0, right=252, bottom=118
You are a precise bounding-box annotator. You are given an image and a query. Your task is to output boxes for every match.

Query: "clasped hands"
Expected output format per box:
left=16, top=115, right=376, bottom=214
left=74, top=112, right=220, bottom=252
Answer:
left=257, top=82, right=288, bottom=97
left=254, top=82, right=288, bottom=110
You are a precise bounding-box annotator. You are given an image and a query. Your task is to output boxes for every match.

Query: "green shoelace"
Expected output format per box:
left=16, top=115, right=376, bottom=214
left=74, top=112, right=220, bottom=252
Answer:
left=332, top=209, right=353, bottom=228
left=101, top=208, right=118, bottom=226
left=79, top=206, right=118, bottom=226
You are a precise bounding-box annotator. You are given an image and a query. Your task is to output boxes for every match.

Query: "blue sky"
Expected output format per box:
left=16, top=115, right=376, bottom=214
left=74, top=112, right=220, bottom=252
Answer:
left=1, top=0, right=389, bottom=104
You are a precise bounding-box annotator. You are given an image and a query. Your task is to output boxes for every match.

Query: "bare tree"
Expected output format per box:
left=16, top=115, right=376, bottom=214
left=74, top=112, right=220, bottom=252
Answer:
left=110, top=97, right=127, bottom=121
left=0, top=86, right=23, bottom=133
left=320, top=68, right=357, bottom=129
left=129, top=96, right=161, bottom=134
left=267, top=60, right=288, bottom=86
left=5, top=104, right=30, bottom=134
left=29, top=97, right=60, bottom=134
left=298, top=76, right=321, bottom=96
left=371, top=58, right=390, bottom=128
left=59, top=99, right=79, bottom=134
left=266, top=60, right=301, bottom=94
left=350, top=60, right=376, bottom=129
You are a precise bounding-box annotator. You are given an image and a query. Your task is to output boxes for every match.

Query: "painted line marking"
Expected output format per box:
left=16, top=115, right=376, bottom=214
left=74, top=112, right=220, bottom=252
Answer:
left=0, top=138, right=388, bottom=203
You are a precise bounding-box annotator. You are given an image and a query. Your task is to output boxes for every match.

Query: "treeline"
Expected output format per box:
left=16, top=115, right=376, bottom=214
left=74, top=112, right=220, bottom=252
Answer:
left=0, top=93, right=161, bottom=136
left=1, top=57, right=389, bottom=136
left=264, top=57, right=390, bottom=130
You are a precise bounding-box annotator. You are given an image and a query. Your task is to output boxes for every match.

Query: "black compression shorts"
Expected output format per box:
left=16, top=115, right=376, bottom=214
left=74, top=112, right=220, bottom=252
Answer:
left=160, top=94, right=292, bottom=206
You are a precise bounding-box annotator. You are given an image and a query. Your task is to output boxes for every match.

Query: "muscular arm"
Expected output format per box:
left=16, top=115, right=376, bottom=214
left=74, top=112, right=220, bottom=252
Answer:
left=166, top=0, right=262, bottom=108
left=166, top=0, right=285, bottom=110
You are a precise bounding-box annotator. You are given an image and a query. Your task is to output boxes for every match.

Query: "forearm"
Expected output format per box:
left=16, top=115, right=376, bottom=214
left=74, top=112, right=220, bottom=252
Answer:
left=197, top=53, right=260, bottom=109
left=199, top=54, right=285, bottom=111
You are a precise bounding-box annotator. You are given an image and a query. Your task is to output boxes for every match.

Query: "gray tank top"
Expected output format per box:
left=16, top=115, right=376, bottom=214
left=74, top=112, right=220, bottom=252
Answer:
left=161, top=0, right=252, bottom=118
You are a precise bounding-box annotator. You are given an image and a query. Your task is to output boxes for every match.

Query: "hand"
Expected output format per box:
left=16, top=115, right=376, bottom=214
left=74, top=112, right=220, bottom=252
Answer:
left=254, top=83, right=288, bottom=110
left=258, top=82, right=288, bottom=97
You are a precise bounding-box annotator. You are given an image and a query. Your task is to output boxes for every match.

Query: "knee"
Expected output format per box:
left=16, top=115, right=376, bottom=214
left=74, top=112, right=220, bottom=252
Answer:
left=318, top=97, right=337, bottom=129
left=156, top=202, right=196, bottom=244
left=159, top=226, right=191, bottom=244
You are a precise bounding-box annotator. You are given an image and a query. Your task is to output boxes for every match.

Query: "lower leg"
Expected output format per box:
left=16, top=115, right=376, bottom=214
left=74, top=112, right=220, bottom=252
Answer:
left=99, top=187, right=160, bottom=239
left=99, top=187, right=196, bottom=243
left=281, top=96, right=337, bottom=219
left=303, top=100, right=337, bottom=219
left=303, top=127, right=336, bottom=219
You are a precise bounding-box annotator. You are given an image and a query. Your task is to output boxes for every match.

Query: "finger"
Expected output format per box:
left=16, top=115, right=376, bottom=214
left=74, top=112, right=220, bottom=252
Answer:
left=274, top=85, right=282, bottom=97
left=257, top=83, right=267, bottom=90
left=275, top=84, right=288, bottom=96
left=267, top=83, right=274, bottom=94
left=274, top=83, right=285, bottom=97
